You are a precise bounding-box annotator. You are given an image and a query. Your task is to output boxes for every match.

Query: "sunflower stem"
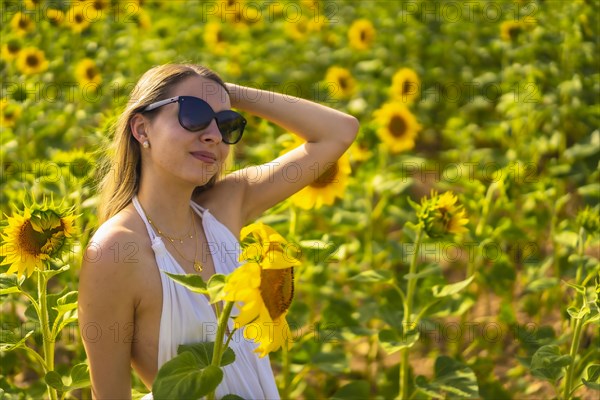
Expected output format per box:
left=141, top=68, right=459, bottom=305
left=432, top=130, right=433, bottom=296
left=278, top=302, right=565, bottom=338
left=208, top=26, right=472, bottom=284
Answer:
left=563, top=314, right=584, bottom=400
left=207, top=301, right=235, bottom=400
left=38, top=271, right=58, bottom=400
left=399, top=226, right=423, bottom=400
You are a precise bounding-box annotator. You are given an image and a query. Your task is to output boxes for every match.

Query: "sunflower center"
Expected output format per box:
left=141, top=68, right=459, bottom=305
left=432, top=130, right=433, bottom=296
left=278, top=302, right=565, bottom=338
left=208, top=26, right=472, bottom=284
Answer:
left=26, top=54, right=40, bottom=67
left=259, top=268, right=294, bottom=320
left=310, top=162, right=339, bottom=188
left=389, top=115, right=408, bottom=138
left=92, top=0, right=105, bottom=11
left=339, top=77, right=348, bottom=90
left=19, top=221, right=50, bottom=256
left=508, top=26, right=521, bottom=39
left=86, top=66, right=97, bottom=80
left=18, top=17, right=30, bottom=29
left=75, top=13, right=84, bottom=24
left=360, top=29, right=367, bottom=42
left=402, top=80, right=413, bottom=95
left=216, top=30, right=223, bottom=43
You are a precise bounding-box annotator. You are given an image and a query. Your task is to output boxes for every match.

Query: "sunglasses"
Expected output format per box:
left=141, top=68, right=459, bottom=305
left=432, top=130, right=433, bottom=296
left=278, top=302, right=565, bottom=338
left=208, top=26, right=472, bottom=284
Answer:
left=142, top=96, right=246, bottom=144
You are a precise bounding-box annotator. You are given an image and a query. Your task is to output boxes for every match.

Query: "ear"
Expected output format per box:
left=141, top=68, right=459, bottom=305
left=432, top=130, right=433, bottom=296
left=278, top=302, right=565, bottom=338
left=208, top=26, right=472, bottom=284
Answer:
left=130, top=113, right=149, bottom=143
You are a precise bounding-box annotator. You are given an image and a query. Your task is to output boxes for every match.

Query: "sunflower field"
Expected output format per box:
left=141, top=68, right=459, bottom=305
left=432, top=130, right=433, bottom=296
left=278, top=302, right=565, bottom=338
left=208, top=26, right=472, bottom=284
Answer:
left=1, top=0, right=599, bottom=399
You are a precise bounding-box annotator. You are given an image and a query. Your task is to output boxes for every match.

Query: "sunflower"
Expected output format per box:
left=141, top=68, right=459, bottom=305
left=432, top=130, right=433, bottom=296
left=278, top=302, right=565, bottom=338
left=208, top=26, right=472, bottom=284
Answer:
left=11, top=12, right=35, bottom=36
left=66, top=4, right=91, bottom=33
left=348, top=19, right=375, bottom=50
left=284, top=16, right=324, bottom=41
left=24, top=0, right=43, bottom=9
left=75, top=58, right=102, bottom=87
left=16, top=47, right=49, bottom=75
left=373, top=102, right=421, bottom=153
left=86, top=0, right=110, bottom=12
left=224, top=223, right=299, bottom=357
left=0, top=99, right=22, bottom=129
left=132, top=7, right=151, bottom=30
left=280, top=137, right=352, bottom=209
left=349, top=142, right=372, bottom=163
left=1, top=203, right=77, bottom=278
left=500, top=21, right=523, bottom=41
left=325, top=66, right=356, bottom=100
left=1, top=39, right=22, bottom=61
left=46, top=9, right=65, bottom=26
left=391, top=68, right=421, bottom=103
left=415, top=190, right=468, bottom=238
left=213, top=0, right=261, bottom=25
left=203, top=22, right=227, bottom=54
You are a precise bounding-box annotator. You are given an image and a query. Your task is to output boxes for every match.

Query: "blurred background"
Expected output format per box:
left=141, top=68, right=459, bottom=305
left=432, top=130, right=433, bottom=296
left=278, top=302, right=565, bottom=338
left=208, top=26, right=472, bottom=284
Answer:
left=1, top=0, right=599, bottom=399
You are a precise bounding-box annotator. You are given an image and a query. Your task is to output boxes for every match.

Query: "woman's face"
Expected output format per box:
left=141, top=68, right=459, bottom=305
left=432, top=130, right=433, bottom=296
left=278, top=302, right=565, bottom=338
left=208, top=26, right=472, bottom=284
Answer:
left=141, top=75, right=231, bottom=188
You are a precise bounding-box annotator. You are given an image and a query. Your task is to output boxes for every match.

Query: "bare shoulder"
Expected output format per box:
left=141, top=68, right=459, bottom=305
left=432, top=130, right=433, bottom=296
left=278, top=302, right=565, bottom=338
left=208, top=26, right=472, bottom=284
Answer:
left=80, top=204, right=154, bottom=300
left=193, top=175, right=246, bottom=237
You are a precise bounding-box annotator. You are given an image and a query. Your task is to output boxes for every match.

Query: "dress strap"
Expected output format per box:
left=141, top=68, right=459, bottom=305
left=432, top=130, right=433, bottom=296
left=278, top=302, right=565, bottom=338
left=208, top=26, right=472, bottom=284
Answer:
left=131, top=195, right=159, bottom=240
left=189, top=200, right=206, bottom=215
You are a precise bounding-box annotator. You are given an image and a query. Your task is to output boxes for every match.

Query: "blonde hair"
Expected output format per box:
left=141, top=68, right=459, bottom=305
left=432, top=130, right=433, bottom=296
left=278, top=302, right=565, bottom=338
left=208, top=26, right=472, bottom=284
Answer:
left=97, top=64, right=229, bottom=223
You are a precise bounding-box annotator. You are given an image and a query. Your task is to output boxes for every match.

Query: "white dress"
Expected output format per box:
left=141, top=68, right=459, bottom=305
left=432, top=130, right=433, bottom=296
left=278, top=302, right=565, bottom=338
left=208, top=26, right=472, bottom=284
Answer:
left=132, top=196, right=280, bottom=400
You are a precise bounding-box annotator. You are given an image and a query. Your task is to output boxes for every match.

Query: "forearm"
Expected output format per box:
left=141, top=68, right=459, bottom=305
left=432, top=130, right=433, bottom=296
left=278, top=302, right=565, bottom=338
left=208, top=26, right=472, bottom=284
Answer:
left=226, top=83, right=358, bottom=145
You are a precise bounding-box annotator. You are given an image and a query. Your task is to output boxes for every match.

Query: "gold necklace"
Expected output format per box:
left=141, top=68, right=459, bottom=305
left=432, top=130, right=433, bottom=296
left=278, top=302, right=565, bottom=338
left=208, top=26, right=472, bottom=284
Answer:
left=165, top=214, right=203, bottom=272
left=146, top=209, right=194, bottom=244
left=141, top=204, right=203, bottom=272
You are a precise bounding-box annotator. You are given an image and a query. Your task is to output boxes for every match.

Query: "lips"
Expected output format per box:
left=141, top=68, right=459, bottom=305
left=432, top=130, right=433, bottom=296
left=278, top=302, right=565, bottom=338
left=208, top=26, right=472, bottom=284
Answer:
left=190, top=150, right=217, bottom=163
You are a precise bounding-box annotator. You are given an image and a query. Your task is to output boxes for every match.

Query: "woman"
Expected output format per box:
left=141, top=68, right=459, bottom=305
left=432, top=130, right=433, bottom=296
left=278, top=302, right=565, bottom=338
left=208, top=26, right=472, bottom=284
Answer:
left=78, top=64, right=358, bottom=399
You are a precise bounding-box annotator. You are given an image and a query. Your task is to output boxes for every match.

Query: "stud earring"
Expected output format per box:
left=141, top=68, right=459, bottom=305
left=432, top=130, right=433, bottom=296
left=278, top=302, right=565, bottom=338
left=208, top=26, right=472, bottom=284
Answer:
left=142, top=140, right=150, bottom=149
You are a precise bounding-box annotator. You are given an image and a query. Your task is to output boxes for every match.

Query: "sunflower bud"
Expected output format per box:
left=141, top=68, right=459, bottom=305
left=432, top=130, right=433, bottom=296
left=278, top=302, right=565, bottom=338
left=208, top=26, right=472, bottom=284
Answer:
left=416, top=191, right=468, bottom=238
left=1, top=202, right=76, bottom=278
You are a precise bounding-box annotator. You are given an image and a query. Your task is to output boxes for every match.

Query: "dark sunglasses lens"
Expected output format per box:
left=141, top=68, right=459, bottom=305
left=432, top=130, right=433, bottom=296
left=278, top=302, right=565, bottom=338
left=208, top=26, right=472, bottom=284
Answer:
left=179, top=97, right=214, bottom=131
left=216, top=111, right=246, bottom=144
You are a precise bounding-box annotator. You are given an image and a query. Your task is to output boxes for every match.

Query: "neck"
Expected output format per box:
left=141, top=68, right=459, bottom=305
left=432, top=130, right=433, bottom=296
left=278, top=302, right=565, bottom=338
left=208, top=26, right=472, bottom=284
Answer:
left=136, top=175, right=198, bottom=235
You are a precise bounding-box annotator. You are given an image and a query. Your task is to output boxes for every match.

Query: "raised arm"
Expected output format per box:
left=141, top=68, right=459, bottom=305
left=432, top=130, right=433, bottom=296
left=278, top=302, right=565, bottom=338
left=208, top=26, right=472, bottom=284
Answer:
left=225, top=83, right=359, bottom=222
left=78, top=231, right=137, bottom=399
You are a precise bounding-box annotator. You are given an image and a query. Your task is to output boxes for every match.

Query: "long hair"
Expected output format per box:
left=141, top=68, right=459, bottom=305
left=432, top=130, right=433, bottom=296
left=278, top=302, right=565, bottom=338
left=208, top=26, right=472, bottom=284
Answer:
left=96, top=64, right=229, bottom=223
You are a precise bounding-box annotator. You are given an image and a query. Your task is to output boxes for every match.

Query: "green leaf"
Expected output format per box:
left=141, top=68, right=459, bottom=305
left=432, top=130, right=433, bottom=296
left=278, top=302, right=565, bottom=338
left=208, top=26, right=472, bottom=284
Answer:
left=221, top=395, right=245, bottom=400
left=178, top=342, right=236, bottom=368
left=0, top=287, right=21, bottom=295
left=349, top=270, right=393, bottom=283
left=404, top=264, right=442, bottom=280
left=582, top=364, right=600, bottom=390
left=163, top=272, right=208, bottom=294
left=0, top=274, right=21, bottom=289
left=525, top=277, right=559, bottom=293
left=415, top=356, right=479, bottom=398
left=41, top=264, right=70, bottom=279
left=207, top=274, right=226, bottom=303
left=331, top=380, right=370, bottom=399
left=67, top=363, right=90, bottom=390
left=56, top=291, right=78, bottom=306
left=563, top=281, right=586, bottom=295
left=152, top=352, right=223, bottom=400
left=378, top=328, right=419, bottom=354
left=567, top=304, right=590, bottom=320
left=578, top=183, right=600, bottom=200
left=0, top=330, right=34, bottom=352
left=432, top=276, right=474, bottom=298
left=553, top=231, right=579, bottom=248
left=530, top=345, right=572, bottom=382
left=44, top=371, right=65, bottom=391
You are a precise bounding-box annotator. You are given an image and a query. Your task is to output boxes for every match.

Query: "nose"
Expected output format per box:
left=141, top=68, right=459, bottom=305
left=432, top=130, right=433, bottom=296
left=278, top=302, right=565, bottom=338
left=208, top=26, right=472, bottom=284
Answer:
left=199, top=119, right=222, bottom=144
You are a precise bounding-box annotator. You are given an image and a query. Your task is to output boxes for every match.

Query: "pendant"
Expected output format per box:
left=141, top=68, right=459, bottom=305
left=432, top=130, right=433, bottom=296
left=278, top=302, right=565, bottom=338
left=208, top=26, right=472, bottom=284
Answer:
left=194, top=261, right=203, bottom=272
